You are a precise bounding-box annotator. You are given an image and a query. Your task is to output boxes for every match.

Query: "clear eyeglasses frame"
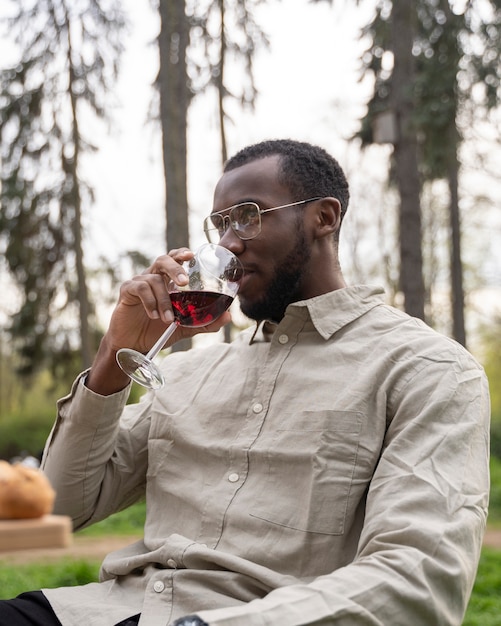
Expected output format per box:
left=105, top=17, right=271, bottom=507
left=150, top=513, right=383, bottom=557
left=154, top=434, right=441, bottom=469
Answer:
left=203, top=197, right=323, bottom=244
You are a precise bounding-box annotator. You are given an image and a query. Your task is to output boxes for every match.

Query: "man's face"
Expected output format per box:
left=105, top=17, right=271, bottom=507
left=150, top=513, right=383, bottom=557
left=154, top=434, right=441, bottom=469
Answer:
left=211, top=156, right=313, bottom=323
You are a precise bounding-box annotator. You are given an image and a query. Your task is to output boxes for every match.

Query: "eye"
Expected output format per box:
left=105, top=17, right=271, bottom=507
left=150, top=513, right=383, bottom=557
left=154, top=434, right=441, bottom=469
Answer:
left=232, top=203, right=259, bottom=228
left=210, top=214, right=226, bottom=235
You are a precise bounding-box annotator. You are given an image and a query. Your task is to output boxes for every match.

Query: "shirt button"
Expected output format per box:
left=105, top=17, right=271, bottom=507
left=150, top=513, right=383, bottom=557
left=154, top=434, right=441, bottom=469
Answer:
left=167, top=559, right=177, bottom=568
left=278, top=334, right=289, bottom=344
left=252, top=403, right=263, bottom=413
left=228, top=473, right=239, bottom=483
left=153, top=581, right=165, bottom=593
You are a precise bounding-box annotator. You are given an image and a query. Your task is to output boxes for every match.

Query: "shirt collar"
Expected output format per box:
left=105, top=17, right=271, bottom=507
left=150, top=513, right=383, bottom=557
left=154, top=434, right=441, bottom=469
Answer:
left=249, top=286, right=386, bottom=343
left=249, top=320, right=277, bottom=343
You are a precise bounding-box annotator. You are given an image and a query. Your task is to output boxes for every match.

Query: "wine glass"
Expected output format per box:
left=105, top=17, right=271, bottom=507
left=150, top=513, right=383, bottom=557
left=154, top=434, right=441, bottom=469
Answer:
left=116, top=243, right=243, bottom=389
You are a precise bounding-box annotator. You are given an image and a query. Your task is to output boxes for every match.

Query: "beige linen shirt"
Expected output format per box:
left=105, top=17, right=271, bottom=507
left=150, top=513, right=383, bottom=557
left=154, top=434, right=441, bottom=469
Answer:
left=41, top=286, right=490, bottom=626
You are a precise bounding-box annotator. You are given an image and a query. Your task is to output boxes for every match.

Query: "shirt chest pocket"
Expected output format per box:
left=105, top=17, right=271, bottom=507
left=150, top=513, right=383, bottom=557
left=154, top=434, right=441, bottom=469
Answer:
left=248, top=410, right=363, bottom=536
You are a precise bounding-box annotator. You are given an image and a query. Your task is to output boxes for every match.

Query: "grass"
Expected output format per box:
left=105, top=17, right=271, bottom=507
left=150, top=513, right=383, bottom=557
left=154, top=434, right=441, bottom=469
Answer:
left=488, top=456, right=501, bottom=526
left=76, top=501, right=146, bottom=537
left=0, top=560, right=101, bottom=600
left=463, top=548, right=501, bottom=625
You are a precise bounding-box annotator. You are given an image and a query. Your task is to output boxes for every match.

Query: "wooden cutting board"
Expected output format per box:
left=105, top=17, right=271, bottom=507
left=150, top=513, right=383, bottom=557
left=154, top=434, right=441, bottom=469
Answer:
left=0, top=515, right=72, bottom=552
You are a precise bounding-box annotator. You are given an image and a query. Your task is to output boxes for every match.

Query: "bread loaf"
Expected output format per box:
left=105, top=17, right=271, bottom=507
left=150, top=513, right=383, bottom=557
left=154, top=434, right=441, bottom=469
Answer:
left=0, top=460, right=55, bottom=519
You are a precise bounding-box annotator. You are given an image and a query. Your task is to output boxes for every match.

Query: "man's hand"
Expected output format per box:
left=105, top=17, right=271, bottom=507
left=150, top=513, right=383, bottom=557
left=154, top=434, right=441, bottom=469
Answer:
left=85, top=248, right=231, bottom=396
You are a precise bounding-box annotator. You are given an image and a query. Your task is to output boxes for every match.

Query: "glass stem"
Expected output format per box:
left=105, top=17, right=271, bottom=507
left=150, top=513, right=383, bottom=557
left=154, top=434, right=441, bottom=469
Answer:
left=145, top=321, right=178, bottom=360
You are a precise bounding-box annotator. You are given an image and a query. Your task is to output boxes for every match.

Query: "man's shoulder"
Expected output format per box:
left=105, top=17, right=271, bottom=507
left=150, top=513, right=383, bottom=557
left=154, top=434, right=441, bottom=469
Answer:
left=366, top=302, right=482, bottom=370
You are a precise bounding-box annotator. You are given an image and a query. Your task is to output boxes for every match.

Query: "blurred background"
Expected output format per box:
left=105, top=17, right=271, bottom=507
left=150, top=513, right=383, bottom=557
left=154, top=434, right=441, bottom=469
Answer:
left=0, top=0, right=500, bottom=471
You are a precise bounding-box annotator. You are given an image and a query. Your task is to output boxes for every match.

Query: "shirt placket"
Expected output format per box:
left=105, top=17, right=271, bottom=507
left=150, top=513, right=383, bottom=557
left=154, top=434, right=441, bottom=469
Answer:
left=138, top=569, right=174, bottom=626
left=210, top=317, right=301, bottom=549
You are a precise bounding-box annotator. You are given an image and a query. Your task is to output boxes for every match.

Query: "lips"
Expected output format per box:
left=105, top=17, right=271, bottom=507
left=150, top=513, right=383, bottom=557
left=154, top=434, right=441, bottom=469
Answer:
left=236, top=268, right=255, bottom=295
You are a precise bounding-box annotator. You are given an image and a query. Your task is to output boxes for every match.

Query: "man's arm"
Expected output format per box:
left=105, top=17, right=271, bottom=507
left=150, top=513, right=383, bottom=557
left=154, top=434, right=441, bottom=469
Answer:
left=41, top=249, right=231, bottom=527
left=41, top=372, right=150, bottom=529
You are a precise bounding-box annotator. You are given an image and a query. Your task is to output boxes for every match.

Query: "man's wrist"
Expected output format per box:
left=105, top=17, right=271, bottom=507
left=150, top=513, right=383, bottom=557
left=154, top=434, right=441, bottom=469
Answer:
left=85, top=335, right=131, bottom=396
left=172, top=616, right=208, bottom=626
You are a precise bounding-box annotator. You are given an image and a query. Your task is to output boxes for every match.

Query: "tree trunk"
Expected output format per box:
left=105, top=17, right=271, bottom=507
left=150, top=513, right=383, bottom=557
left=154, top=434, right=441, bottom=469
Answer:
left=158, top=0, right=191, bottom=352
left=216, top=0, right=228, bottom=166
left=448, top=153, right=466, bottom=347
left=158, top=0, right=191, bottom=251
left=441, top=0, right=466, bottom=347
left=391, top=0, right=425, bottom=320
left=215, top=0, right=232, bottom=343
left=67, top=15, right=93, bottom=369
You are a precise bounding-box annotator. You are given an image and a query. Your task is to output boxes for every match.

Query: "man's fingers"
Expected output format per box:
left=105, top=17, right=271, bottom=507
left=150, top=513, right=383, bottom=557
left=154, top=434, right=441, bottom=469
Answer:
left=145, top=250, right=194, bottom=287
left=120, top=275, right=174, bottom=323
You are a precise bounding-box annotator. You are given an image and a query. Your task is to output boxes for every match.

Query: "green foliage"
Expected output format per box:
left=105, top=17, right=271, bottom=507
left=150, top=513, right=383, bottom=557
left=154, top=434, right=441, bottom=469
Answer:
left=0, top=367, right=66, bottom=460
left=412, top=2, right=461, bottom=180
left=0, top=409, right=54, bottom=461
left=491, top=422, right=501, bottom=464
left=488, top=456, right=501, bottom=525
left=0, top=365, right=144, bottom=460
left=463, top=548, right=501, bottom=625
left=0, top=0, right=126, bottom=376
left=480, top=317, right=501, bottom=425
left=358, top=0, right=501, bottom=176
left=0, top=333, right=150, bottom=460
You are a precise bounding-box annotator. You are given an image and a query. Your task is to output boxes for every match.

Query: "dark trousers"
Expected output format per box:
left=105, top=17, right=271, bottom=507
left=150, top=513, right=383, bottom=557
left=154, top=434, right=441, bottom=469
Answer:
left=0, top=591, right=140, bottom=626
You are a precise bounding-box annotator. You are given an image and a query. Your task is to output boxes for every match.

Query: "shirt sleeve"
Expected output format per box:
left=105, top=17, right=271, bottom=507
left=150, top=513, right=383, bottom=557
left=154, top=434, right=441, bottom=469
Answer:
left=197, top=355, right=490, bottom=626
left=41, top=372, right=152, bottom=530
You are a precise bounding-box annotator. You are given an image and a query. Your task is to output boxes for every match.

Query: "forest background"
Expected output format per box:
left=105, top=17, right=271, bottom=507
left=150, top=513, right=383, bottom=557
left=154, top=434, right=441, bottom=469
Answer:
left=0, top=0, right=500, bottom=479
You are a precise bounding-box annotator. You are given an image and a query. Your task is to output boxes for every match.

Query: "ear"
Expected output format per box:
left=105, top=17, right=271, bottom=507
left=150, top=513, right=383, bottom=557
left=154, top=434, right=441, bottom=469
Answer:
left=312, top=197, right=342, bottom=239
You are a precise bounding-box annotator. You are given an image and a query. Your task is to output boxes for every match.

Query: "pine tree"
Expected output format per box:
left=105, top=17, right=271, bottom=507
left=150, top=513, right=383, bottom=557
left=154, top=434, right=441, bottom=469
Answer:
left=0, top=0, right=126, bottom=375
left=357, top=0, right=501, bottom=343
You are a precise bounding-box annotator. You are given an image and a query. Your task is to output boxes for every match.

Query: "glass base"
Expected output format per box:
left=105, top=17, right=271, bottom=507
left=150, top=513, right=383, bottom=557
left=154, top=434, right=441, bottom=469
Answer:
left=116, top=348, right=165, bottom=390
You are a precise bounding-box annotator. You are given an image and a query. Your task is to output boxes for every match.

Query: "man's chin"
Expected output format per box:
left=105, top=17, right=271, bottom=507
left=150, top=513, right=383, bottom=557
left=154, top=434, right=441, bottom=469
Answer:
left=239, top=297, right=285, bottom=324
left=239, top=298, right=263, bottom=322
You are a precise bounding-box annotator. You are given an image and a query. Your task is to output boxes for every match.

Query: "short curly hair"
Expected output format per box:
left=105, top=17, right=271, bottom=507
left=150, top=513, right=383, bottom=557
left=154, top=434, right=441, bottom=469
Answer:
left=224, top=139, right=350, bottom=218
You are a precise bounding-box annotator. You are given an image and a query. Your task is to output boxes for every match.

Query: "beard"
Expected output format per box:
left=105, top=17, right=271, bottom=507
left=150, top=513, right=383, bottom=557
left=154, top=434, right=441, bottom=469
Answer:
left=240, top=225, right=311, bottom=323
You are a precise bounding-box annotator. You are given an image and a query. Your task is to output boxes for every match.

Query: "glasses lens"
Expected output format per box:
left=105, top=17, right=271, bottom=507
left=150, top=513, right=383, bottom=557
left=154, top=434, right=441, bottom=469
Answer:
left=204, top=214, right=224, bottom=243
left=231, top=203, right=260, bottom=240
left=204, top=203, right=261, bottom=243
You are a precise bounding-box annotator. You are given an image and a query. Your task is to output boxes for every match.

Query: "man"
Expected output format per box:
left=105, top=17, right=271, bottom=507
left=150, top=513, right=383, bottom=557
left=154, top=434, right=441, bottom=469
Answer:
left=0, top=139, right=490, bottom=625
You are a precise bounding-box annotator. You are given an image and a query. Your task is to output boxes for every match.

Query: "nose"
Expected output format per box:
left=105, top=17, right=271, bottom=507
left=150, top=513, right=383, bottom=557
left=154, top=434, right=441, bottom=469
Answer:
left=218, top=223, right=245, bottom=256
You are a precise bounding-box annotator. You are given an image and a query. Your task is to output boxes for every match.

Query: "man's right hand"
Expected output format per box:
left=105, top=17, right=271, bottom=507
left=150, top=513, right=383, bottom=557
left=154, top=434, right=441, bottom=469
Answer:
left=85, top=248, right=231, bottom=396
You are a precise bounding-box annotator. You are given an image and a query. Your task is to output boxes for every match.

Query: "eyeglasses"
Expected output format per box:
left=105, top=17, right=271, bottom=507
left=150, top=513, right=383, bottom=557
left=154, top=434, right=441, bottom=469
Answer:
left=203, top=197, right=322, bottom=244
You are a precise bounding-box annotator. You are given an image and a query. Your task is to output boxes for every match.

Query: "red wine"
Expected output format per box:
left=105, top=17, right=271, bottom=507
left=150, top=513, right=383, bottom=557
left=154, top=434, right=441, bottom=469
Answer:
left=170, top=291, right=234, bottom=327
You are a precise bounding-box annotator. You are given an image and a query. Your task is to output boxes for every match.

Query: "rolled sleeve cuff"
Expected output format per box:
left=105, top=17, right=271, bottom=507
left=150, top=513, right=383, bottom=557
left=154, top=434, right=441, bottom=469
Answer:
left=56, top=369, right=132, bottom=428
